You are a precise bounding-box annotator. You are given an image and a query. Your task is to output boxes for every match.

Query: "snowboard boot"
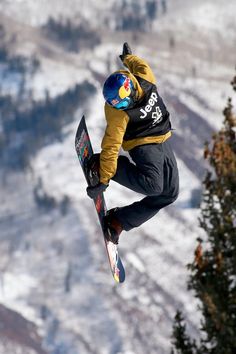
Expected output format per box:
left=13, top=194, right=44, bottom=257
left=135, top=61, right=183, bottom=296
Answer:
left=86, top=153, right=100, bottom=187
left=104, top=208, right=123, bottom=245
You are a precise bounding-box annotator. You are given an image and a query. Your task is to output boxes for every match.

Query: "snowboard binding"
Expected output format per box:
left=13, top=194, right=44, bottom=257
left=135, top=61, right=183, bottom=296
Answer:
left=104, top=208, right=123, bottom=245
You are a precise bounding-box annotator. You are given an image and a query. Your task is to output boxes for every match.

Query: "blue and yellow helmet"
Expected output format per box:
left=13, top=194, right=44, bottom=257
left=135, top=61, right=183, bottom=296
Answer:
left=103, top=73, right=136, bottom=110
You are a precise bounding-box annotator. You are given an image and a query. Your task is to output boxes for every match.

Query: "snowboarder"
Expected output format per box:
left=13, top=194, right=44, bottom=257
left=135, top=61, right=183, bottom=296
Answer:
left=86, top=43, right=179, bottom=244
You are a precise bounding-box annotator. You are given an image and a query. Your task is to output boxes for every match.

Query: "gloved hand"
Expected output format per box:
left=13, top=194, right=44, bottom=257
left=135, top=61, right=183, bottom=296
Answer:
left=119, top=42, right=132, bottom=63
left=86, top=183, right=108, bottom=199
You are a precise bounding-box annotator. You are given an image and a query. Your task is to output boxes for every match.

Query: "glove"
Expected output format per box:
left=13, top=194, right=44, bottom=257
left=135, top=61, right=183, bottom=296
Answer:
left=86, top=183, right=108, bottom=199
left=119, top=42, right=132, bottom=63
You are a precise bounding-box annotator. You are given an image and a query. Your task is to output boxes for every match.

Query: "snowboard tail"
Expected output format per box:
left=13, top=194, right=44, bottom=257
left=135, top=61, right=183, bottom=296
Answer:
left=75, top=116, right=125, bottom=283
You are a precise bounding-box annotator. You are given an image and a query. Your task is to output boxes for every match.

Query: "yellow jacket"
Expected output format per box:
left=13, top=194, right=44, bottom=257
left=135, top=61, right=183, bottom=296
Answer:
left=100, top=55, right=171, bottom=185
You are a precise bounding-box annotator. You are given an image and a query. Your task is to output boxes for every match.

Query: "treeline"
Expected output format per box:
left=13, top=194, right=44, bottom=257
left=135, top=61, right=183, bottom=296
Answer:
left=0, top=81, right=96, bottom=169
left=33, top=177, right=71, bottom=215
left=42, top=17, right=101, bottom=52
left=114, top=0, right=168, bottom=32
left=0, top=21, right=97, bottom=171
left=0, top=24, right=40, bottom=76
left=171, top=76, right=236, bottom=354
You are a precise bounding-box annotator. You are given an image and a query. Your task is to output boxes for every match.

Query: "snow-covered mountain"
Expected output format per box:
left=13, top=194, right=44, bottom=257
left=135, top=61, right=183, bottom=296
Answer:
left=0, top=1, right=235, bottom=353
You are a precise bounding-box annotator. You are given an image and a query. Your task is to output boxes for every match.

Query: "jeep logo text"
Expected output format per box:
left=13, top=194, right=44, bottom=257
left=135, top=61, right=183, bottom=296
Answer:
left=140, top=92, right=158, bottom=119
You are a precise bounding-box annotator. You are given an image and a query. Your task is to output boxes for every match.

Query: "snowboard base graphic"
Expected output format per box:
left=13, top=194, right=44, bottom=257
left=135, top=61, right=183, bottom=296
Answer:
left=75, top=116, right=125, bottom=283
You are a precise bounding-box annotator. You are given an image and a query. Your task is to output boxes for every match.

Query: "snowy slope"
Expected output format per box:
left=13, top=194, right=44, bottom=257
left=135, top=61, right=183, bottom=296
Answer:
left=0, top=1, right=236, bottom=353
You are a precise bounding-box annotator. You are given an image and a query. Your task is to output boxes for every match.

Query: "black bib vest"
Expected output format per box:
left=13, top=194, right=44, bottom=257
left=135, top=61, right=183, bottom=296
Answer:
left=123, top=77, right=171, bottom=141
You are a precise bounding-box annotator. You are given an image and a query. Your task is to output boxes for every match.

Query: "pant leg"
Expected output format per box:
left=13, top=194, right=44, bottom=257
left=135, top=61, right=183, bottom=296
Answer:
left=115, top=192, right=178, bottom=231
left=111, top=141, right=179, bottom=231
left=112, top=144, right=165, bottom=196
left=111, top=155, right=147, bottom=194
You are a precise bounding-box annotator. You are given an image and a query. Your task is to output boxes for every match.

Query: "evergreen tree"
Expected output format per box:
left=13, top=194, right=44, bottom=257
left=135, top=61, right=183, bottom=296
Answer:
left=171, top=75, right=236, bottom=354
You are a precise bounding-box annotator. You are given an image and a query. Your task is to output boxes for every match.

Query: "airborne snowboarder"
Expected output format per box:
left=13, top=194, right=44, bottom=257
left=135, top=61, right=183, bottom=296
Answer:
left=87, top=43, right=179, bottom=244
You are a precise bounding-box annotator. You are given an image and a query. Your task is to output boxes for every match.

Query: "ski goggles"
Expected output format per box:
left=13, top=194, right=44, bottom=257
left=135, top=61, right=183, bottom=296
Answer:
left=109, top=96, right=134, bottom=110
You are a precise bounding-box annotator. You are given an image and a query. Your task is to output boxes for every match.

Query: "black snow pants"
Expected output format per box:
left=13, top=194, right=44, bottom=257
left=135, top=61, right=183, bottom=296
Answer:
left=111, top=141, right=179, bottom=231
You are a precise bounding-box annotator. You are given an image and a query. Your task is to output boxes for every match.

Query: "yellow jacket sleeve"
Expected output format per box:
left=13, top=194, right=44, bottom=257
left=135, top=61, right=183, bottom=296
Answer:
left=123, top=54, right=156, bottom=84
left=100, top=105, right=129, bottom=184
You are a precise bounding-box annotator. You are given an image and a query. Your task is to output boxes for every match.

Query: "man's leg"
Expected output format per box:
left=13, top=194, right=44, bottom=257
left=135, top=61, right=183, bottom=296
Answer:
left=110, top=143, right=179, bottom=231
left=112, top=155, right=151, bottom=194
left=114, top=192, right=178, bottom=231
left=112, top=144, right=165, bottom=196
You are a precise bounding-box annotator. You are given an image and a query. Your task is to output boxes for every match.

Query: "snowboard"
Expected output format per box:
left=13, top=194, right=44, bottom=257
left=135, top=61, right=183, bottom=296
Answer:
left=75, top=116, right=125, bottom=283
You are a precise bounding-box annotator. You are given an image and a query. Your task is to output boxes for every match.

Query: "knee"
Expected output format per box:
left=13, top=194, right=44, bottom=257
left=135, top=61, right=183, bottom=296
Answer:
left=145, top=177, right=163, bottom=196
left=169, top=188, right=179, bottom=204
left=167, top=174, right=179, bottom=204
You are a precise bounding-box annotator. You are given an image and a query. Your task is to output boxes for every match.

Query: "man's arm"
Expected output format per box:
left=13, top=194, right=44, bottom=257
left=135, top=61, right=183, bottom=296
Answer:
left=99, top=106, right=129, bottom=184
left=123, top=54, right=156, bottom=85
